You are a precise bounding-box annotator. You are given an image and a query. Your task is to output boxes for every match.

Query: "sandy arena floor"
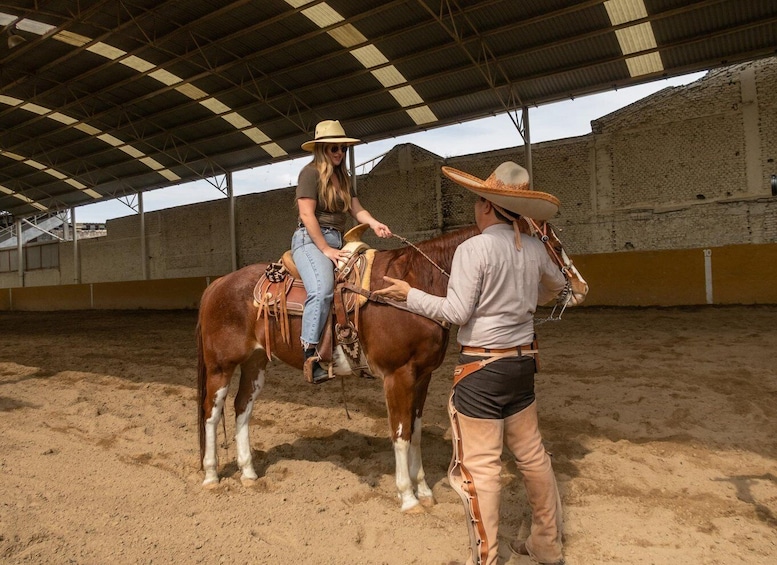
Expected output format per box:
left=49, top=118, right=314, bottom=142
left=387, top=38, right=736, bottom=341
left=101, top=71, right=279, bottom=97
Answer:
left=1, top=305, right=775, bottom=564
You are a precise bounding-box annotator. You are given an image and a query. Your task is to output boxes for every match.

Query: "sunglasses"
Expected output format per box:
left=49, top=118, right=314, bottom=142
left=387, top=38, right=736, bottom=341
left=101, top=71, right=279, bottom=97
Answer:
left=327, top=144, right=349, bottom=154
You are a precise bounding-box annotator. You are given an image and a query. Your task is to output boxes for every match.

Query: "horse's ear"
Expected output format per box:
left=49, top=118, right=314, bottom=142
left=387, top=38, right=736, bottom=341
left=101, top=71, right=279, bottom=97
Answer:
left=344, top=223, right=370, bottom=243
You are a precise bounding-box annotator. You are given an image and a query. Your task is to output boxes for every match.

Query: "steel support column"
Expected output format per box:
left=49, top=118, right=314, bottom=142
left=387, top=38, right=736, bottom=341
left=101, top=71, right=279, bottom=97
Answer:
left=349, top=146, right=357, bottom=192
left=71, top=207, right=80, bottom=284
left=139, top=192, right=147, bottom=280
left=227, top=172, right=237, bottom=271
left=16, top=218, right=23, bottom=287
left=523, top=106, right=533, bottom=189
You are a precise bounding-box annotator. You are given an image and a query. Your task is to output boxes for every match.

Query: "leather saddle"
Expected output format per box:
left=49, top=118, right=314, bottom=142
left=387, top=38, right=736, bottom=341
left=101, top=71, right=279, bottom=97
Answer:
left=253, top=224, right=376, bottom=379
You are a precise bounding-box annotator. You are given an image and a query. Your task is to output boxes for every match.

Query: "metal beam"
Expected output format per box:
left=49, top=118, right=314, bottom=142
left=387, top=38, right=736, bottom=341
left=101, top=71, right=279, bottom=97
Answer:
left=71, top=206, right=80, bottom=284
left=16, top=218, right=23, bottom=287
left=139, top=192, right=147, bottom=280
left=227, top=172, right=237, bottom=272
left=523, top=106, right=533, bottom=190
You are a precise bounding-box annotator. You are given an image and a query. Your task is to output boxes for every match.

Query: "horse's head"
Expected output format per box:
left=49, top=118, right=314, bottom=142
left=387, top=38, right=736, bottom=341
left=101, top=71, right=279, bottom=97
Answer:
left=524, top=218, right=588, bottom=308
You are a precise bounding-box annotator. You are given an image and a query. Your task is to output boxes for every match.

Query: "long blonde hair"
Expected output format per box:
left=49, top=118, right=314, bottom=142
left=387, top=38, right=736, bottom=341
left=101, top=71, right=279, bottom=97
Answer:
left=312, top=144, right=352, bottom=213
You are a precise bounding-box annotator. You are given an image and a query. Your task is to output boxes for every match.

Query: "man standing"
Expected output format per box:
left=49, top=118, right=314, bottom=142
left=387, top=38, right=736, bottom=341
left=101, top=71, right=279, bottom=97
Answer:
left=374, top=162, right=567, bottom=565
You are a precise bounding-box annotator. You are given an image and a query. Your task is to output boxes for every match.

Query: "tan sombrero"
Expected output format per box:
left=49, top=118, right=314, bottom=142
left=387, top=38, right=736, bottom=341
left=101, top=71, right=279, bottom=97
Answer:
left=441, top=161, right=560, bottom=220
left=301, top=120, right=361, bottom=152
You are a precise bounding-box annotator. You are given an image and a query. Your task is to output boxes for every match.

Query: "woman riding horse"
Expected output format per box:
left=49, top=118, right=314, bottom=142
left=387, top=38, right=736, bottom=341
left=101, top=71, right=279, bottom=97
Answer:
left=292, top=120, right=392, bottom=383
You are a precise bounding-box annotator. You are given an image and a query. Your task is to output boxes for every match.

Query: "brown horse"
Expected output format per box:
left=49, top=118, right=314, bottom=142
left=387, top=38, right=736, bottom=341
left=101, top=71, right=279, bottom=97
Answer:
left=197, top=226, right=480, bottom=513
left=196, top=222, right=587, bottom=513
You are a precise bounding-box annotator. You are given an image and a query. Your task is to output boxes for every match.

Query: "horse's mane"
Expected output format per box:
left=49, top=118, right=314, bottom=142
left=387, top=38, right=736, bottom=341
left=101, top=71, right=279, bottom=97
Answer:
left=380, top=225, right=480, bottom=294
left=412, top=225, right=480, bottom=266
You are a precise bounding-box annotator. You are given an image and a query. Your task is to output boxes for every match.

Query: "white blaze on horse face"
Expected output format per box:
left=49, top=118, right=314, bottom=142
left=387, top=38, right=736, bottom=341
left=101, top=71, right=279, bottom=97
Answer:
left=235, top=371, right=266, bottom=482
left=202, top=385, right=228, bottom=486
left=558, top=247, right=588, bottom=307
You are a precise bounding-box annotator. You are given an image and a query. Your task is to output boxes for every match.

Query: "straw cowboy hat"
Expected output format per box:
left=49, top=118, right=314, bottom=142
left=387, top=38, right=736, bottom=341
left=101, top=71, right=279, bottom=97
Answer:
left=441, top=161, right=560, bottom=220
left=301, top=120, right=361, bottom=152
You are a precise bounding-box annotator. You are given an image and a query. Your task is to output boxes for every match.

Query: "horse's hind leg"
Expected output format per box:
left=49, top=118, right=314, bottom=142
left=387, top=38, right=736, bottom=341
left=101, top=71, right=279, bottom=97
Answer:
left=234, top=351, right=267, bottom=486
left=202, top=365, right=234, bottom=488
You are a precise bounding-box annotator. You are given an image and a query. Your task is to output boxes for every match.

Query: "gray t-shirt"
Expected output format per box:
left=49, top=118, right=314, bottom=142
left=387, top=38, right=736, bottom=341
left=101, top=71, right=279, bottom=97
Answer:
left=296, top=163, right=356, bottom=233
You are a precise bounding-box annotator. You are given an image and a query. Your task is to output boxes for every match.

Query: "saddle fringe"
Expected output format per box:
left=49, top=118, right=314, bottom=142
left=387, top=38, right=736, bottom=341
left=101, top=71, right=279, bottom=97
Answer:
left=252, top=246, right=376, bottom=364
left=254, top=263, right=293, bottom=360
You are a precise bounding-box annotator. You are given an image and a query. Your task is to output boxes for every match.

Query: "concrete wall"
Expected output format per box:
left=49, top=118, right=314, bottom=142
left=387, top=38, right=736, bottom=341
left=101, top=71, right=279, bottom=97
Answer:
left=2, top=57, right=776, bottom=309
left=1, top=277, right=211, bottom=311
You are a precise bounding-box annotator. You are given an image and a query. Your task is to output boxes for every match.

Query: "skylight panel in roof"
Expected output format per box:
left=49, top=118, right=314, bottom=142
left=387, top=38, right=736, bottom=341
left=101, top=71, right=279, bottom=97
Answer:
left=351, top=45, right=388, bottom=68
left=177, top=84, right=208, bottom=100
left=604, top=0, right=647, bottom=25
left=97, top=134, right=124, bottom=147
left=64, top=178, right=86, bottom=189
left=390, top=85, right=424, bottom=107
left=261, top=143, right=287, bottom=158
left=406, top=106, right=437, bottom=125
left=149, top=69, right=181, bottom=86
left=244, top=128, right=271, bottom=144
left=372, top=66, right=405, bottom=88
left=122, top=56, right=155, bottom=73
left=87, top=42, right=125, bottom=60
left=615, top=23, right=657, bottom=55
left=18, top=19, right=53, bottom=34
left=284, top=0, right=438, bottom=126
left=200, top=98, right=231, bottom=114
left=223, top=113, right=252, bottom=129
left=20, top=103, right=48, bottom=115
left=604, top=0, right=663, bottom=77
left=54, top=30, right=89, bottom=47
left=329, top=24, right=367, bottom=48
left=626, top=52, right=663, bottom=76
left=302, top=4, right=344, bottom=28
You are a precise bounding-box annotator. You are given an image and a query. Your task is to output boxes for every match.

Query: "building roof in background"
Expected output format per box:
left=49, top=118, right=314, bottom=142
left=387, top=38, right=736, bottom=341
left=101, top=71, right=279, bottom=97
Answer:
left=1, top=0, right=775, bottom=218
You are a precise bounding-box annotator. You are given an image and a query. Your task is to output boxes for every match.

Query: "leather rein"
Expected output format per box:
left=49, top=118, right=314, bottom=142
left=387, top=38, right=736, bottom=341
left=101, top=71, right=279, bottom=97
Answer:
left=348, top=223, right=582, bottom=327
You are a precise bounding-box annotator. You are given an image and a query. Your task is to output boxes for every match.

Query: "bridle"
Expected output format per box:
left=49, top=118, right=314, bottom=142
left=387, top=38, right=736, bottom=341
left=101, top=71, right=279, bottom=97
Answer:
left=390, top=220, right=588, bottom=325
left=521, top=217, right=588, bottom=324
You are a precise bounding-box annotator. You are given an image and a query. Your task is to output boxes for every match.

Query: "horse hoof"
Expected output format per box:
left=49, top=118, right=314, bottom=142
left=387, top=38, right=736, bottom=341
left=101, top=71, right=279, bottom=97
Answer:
left=241, top=477, right=258, bottom=487
left=418, top=495, right=436, bottom=508
left=202, top=480, right=220, bottom=490
left=401, top=502, right=427, bottom=515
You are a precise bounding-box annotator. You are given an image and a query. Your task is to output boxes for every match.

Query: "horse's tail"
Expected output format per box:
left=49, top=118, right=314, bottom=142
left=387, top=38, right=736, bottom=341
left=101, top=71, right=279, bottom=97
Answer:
left=196, top=319, right=206, bottom=469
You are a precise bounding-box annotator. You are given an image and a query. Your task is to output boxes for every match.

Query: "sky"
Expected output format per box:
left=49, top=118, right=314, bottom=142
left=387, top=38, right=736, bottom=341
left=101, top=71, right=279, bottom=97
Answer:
left=76, top=71, right=707, bottom=223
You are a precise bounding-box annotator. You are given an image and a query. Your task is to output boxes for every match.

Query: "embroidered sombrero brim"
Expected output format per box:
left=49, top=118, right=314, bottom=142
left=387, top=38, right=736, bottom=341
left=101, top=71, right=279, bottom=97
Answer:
left=442, top=164, right=560, bottom=220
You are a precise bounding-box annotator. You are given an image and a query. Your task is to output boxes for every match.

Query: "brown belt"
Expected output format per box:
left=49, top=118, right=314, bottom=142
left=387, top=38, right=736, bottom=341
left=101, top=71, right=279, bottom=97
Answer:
left=454, top=341, right=540, bottom=387
left=460, top=344, right=535, bottom=356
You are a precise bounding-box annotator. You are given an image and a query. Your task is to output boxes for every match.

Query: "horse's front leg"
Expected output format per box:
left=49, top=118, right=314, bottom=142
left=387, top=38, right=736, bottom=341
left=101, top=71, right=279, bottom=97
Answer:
left=385, top=367, right=425, bottom=513
left=234, top=351, right=267, bottom=486
left=409, top=410, right=435, bottom=507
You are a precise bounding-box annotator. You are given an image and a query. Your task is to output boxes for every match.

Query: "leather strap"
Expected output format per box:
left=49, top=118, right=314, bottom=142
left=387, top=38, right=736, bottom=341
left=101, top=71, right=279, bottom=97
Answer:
left=460, top=344, right=537, bottom=356
left=454, top=340, right=540, bottom=387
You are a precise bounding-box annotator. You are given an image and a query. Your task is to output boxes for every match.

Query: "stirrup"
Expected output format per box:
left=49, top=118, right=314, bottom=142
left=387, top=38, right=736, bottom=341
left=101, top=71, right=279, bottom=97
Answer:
left=304, top=355, right=335, bottom=384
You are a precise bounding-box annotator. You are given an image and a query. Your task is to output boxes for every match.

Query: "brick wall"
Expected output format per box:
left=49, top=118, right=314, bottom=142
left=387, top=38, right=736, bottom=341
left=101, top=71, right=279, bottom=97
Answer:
left=4, top=57, right=776, bottom=303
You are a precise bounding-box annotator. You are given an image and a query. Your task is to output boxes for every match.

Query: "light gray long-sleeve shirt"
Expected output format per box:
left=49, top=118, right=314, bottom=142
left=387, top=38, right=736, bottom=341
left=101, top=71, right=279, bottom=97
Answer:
left=406, top=223, right=566, bottom=348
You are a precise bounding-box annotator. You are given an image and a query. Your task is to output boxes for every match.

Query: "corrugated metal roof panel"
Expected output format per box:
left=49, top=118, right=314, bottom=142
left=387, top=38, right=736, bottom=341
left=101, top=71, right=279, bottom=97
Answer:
left=1, top=0, right=775, bottom=217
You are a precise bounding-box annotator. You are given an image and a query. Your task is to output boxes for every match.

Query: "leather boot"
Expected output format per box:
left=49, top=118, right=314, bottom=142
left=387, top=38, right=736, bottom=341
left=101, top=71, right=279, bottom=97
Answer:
left=503, top=401, right=563, bottom=564
left=303, top=347, right=330, bottom=384
left=448, top=395, right=504, bottom=565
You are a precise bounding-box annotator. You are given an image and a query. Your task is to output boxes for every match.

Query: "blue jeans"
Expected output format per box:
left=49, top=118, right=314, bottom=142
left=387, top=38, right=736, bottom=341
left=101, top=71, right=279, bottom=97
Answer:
left=291, top=226, right=343, bottom=348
